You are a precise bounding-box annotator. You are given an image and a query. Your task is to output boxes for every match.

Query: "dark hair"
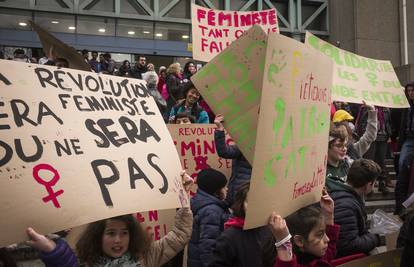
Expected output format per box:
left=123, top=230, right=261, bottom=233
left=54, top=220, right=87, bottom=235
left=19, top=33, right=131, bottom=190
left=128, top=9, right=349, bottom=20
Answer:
left=138, top=55, right=146, bottom=60
left=286, top=206, right=324, bottom=244
left=13, top=48, right=25, bottom=56
left=81, top=49, right=89, bottom=55
left=172, top=81, right=203, bottom=121
left=0, top=248, right=18, bottom=267
left=328, top=123, right=349, bottom=148
left=91, top=50, right=98, bottom=54
left=76, top=215, right=151, bottom=265
left=174, top=112, right=195, bottom=123
left=231, top=182, right=250, bottom=218
left=103, top=53, right=111, bottom=59
left=347, top=159, right=381, bottom=188
left=183, top=61, right=196, bottom=78
left=55, top=58, right=69, bottom=68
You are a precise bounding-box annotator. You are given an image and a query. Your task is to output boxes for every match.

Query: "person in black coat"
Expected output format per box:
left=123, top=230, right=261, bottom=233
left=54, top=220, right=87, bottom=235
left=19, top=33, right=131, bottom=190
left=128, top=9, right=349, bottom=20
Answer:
left=397, top=210, right=414, bottom=267
left=208, top=183, right=276, bottom=267
left=188, top=168, right=230, bottom=267
left=213, top=115, right=252, bottom=205
left=327, top=159, right=383, bottom=258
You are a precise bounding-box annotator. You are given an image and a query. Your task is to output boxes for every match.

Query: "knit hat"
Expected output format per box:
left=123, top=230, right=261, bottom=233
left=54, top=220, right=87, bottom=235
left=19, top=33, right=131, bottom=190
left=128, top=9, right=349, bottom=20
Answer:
left=197, top=168, right=227, bottom=195
left=332, top=109, right=354, bottom=123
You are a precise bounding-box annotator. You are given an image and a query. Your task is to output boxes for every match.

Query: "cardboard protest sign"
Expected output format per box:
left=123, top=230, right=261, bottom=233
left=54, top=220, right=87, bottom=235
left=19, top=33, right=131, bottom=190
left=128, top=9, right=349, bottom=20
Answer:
left=338, top=249, right=401, bottom=267
left=191, top=3, right=278, bottom=62
left=30, top=21, right=91, bottom=71
left=168, top=124, right=232, bottom=195
left=305, top=32, right=408, bottom=108
left=0, top=60, right=185, bottom=246
left=244, top=32, right=333, bottom=229
left=191, top=25, right=267, bottom=164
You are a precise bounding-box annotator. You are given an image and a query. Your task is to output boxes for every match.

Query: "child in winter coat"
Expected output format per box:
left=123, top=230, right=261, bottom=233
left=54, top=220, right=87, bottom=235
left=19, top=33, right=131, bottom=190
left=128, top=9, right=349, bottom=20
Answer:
left=25, top=172, right=194, bottom=267
left=208, top=183, right=276, bottom=267
left=188, top=168, right=230, bottom=267
left=269, top=189, right=340, bottom=267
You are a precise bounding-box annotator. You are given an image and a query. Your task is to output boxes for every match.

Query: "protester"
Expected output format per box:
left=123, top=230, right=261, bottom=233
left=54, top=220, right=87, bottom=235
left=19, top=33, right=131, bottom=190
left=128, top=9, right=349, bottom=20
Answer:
left=81, top=49, right=89, bottom=64
left=26, top=172, right=194, bottom=267
left=12, top=48, right=28, bottom=62
left=270, top=189, right=338, bottom=267
left=208, top=183, right=276, bottom=267
left=169, top=81, right=209, bottom=124
left=165, top=62, right=185, bottom=111
left=88, top=51, right=100, bottom=72
left=101, top=53, right=115, bottom=74
left=188, top=168, right=230, bottom=267
left=183, top=61, right=197, bottom=79
left=174, top=112, right=196, bottom=124
left=143, top=64, right=167, bottom=114
left=327, top=159, right=383, bottom=257
left=397, top=209, right=414, bottom=267
left=55, top=58, right=69, bottom=68
left=158, top=66, right=167, bottom=94
left=131, top=55, right=147, bottom=80
left=214, top=114, right=252, bottom=205
left=357, top=105, right=393, bottom=193
left=326, top=124, right=350, bottom=182
left=118, top=60, right=132, bottom=77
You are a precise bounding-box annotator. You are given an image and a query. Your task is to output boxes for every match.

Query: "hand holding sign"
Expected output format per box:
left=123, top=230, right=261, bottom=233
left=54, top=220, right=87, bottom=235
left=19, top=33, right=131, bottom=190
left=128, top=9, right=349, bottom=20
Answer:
left=25, top=227, right=56, bottom=253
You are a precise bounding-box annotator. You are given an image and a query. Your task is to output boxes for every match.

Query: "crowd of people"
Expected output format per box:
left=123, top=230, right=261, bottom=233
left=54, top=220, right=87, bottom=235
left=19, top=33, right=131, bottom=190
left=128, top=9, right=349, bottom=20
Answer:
left=2, top=48, right=414, bottom=267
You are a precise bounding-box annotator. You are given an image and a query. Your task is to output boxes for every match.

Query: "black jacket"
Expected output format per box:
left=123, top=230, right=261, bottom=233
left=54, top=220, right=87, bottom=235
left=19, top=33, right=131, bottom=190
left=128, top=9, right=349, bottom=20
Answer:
left=399, top=213, right=414, bottom=267
left=214, top=130, right=252, bottom=205
left=208, top=224, right=275, bottom=267
left=130, top=65, right=147, bottom=80
left=327, top=177, right=380, bottom=257
left=188, top=190, right=230, bottom=267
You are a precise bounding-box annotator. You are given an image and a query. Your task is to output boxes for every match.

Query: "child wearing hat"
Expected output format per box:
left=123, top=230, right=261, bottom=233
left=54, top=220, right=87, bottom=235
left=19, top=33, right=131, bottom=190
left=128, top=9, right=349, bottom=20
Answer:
left=188, top=168, right=230, bottom=267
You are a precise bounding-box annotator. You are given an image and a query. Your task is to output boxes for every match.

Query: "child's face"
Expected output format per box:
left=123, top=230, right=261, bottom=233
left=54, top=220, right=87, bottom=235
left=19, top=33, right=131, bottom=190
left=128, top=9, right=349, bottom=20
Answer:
left=303, top=219, right=329, bottom=257
left=102, top=219, right=130, bottom=258
left=176, top=117, right=192, bottom=124
left=328, top=139, right=347, bottom=163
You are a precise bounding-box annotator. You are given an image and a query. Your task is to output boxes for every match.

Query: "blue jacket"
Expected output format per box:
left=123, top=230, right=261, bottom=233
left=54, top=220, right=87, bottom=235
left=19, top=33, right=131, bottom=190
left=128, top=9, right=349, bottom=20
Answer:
left=169, top=103, right=209, bottom=124
left=214, top=130, right=252, bottom=205
left=188, top=189, right=230, bottom=267
left=40, top=239, right=78, bottom=267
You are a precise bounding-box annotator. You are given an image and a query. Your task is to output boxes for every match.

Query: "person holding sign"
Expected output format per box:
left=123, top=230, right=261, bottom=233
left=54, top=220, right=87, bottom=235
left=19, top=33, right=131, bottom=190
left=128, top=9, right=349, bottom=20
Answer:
left=269, top=189, right=339, bottom=267
left=25, top=172, right=194, bottom=267
left=208, top=183, right=276, bottom=267
left=214, top=115, right=252, bottom=205
left=169, top=81, right=209, bottom=124
left=327, top=159, right=383, bottom=258
left=188, top=168, right=230, bottom=267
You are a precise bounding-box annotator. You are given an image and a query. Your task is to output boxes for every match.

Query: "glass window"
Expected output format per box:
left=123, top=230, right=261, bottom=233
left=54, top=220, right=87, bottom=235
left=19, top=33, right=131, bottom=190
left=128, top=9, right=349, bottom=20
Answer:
left=35, top=0, right=73, bottom=11
left=154, top=22, right=190, bottom=42
left=0, top=8, right=32, bottom=30
left=117, top=18, right=153, bottom=39
left=120, top=0, right=151, bottom=15
left=77, top=16, right=115, bottom=36
left=34, top=12, right=75, bottom=34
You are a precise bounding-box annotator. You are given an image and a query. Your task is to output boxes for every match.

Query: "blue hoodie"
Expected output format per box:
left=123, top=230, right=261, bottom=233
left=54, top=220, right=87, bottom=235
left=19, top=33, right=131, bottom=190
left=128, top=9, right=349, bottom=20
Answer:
left=188, top=189, right=230, bottom=267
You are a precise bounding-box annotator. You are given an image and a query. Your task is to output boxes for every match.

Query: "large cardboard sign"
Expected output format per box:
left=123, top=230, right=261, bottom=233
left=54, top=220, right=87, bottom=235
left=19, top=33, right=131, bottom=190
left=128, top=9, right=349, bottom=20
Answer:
left=191, top=3, right=278, bottom=62
left=168, top=124, right=232, bottom=195
left=305, top=32, right=408, bottom=108
left=191, top=25, right=267, bottom=164
left=338, top=249, right=401, bottom=267
left=244, top=33, right=333, bottom=229
left=0, top=60, right=185, bottom=246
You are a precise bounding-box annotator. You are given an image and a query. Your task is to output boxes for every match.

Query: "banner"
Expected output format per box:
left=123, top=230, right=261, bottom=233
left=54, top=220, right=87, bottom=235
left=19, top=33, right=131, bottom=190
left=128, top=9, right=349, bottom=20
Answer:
left=338, top=249, right=401, bottom=267
left=0, top=60, right=184, bottom=246
left=191, top=3, right=278, bottom=62
left=191, top=25, right=267, bottom=164
left=168, top=124, right=232, bottom=195
left=244, top=32, right=333, bottom=229
left=305, top=32, right=408, bottom=108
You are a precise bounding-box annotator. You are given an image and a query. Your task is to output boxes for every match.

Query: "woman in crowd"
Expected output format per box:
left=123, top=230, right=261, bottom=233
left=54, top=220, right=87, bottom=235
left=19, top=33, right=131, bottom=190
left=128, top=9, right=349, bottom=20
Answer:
left=169, top=81, right=209, bottom=124
left=26, top=173, right=194, bottom=267
left=183, top=61, right=197, bottom=79
left=118, top=60, right=131, bottom=77
left=165, top=62, right=185, bottom=112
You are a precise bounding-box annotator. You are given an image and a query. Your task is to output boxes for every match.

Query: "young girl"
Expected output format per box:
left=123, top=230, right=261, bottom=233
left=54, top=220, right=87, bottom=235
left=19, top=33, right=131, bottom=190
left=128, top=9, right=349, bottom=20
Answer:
left=26, top=172, right=194, bottom=267
left=269, top=189, right=339, bottom=267
left=188, top=168, right=230, bottom=267
left=208, top=183, right=276, bottom=267
left=169, top=81, right=209, bottom=124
